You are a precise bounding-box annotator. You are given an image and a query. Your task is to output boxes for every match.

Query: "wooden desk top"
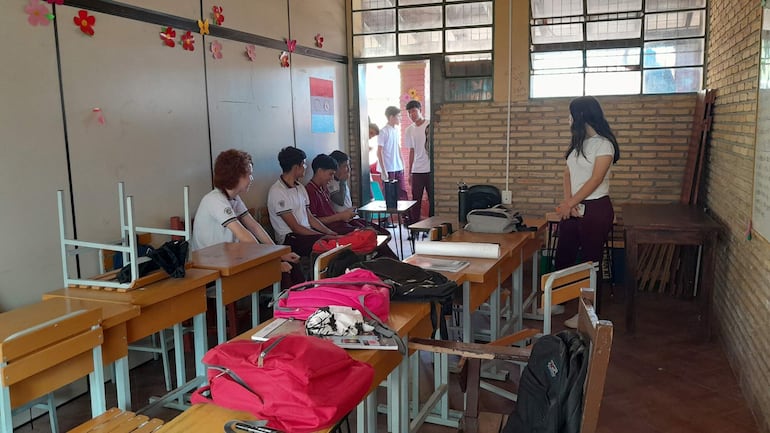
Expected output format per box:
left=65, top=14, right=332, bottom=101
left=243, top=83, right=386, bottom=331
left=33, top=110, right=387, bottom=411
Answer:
left=358, top=200, right=417, bottom=213
left=192, top=243, right=289, bottom=276
left=42, top=297, right=139, bottom=329
left=0, top=299, right=104, bottom=343
left=43, top=268, right=219, bottom=307
left=408, top=215, right=460, bottom=232
left=404, top=253, right=493, bottom=284
left=622, top=203, right=720, bottom=231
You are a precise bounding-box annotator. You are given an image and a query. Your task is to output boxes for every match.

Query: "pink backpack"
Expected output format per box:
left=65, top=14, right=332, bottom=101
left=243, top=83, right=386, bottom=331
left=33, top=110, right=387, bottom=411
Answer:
left=273, top=268, right=391, bottom=321
left=191, top=335, right=374, bottom=433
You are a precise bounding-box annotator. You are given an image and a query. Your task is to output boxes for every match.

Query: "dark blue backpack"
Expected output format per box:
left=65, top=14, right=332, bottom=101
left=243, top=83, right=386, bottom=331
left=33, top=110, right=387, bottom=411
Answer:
left=503, top=330, right=588, bottom=433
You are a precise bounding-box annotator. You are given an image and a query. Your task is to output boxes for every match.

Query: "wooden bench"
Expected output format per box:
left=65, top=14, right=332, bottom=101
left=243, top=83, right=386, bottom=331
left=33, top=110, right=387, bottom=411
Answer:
left=67, top=407, right=164, bottom=433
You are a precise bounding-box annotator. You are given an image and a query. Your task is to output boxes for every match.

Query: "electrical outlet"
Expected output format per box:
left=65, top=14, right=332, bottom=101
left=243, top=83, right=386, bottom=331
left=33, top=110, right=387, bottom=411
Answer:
left=502, top=190, right=513, bottom=205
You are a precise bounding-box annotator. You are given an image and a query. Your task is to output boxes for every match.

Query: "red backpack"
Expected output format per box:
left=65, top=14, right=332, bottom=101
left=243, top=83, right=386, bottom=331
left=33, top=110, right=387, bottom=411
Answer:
left=191, top=335, right=374, bottom=433
left=312, top=228, right=377, bottom=254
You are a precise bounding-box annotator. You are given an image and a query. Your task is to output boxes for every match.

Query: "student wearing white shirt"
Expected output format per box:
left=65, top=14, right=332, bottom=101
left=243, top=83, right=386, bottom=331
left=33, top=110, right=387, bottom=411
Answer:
left=404, top=100, right=431, bottom=224
left=554, top=96, right=620, bottom=328
left=377, top=106, right=408, bottom=201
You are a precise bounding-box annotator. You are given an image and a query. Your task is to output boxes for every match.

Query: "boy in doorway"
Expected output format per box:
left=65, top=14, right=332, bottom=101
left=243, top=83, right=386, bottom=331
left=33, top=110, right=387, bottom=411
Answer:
left=404, top=100, right=431, bottom=225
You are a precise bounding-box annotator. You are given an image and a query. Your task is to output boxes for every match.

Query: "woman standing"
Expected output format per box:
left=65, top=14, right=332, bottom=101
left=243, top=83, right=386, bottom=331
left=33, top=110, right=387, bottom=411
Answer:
left=555, top=96, right=620, bottom=327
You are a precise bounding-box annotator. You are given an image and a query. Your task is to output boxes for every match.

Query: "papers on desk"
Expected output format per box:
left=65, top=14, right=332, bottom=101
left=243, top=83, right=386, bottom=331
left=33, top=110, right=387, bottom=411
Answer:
left=409, top=256, right=470, bottom=273
left=252, top=318, right=399, bottom=350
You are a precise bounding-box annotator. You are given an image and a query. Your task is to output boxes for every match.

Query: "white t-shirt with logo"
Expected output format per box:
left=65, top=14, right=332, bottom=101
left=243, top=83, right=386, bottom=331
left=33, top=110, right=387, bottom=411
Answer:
left=404, top=121, right=430, bottom=173
left=268, top=178, right=312, bottom=244
left=191, top=189, right=249, bottom=251
left=566, top=135, right=614, bottom=200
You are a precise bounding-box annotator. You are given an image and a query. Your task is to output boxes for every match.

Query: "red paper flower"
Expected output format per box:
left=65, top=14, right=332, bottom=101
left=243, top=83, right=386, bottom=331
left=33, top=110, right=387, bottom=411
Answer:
left=160, top=27, right=176, bottom=48
left=286, top=38, right=296, bottom=53
left=210, top=40, right=223, bottom=59
left=314, top=33, right=324, bottom=49
left=212, top=6, right=224, bottom=26
left=181, top=31, right=195, bottom=51
left=279, top=51, right=290, bottom=68
left=45, top=0, right=63, bottom=4
left=73, top=10, right=95, bottom=36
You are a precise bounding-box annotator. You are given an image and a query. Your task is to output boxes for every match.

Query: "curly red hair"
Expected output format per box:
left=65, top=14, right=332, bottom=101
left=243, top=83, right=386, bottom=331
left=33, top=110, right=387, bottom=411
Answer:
left=214, top=149, right=252, bottom=191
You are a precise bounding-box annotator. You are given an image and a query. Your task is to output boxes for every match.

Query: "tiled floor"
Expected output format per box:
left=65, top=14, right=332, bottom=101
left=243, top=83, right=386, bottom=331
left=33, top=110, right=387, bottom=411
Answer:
left=13, top=230, right=762, bottom=432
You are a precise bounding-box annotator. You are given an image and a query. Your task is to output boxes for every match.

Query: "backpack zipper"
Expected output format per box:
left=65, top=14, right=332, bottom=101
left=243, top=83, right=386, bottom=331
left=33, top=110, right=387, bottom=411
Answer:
left=258, top=335, right=287, bottom=367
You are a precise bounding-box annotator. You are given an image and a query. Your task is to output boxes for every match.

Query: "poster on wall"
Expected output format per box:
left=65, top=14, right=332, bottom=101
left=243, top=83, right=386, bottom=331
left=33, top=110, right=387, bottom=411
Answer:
left=310, top=77, right=335, bottom=133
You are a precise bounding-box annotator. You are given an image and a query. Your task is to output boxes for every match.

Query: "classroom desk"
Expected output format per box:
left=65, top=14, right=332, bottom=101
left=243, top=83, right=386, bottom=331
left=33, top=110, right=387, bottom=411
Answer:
left=407, top=215, right=459, bottom=249
left=157, top=302, right=432, bottom=433
left=623, top=203, right=720, bottom=340
left=43, top=268, right=219, bottom=409
left=357, top=200, right=417, bottom=259
left=0, top=299, right=108, bottom=426
left=191, top=242, right=289, bottom=344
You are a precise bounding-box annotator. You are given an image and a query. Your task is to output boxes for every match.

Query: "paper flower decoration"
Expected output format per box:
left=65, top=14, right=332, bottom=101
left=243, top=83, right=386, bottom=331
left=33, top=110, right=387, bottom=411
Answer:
left=286, top=38, right=296, bottom=53
left=408, top=88, right=420, bottom=101
left=181, top=31, right=195, bottom=51
left=73, top=10, right=95, bottom=36
left=92, top=107, right=105, bottom=125
left=279, top=51, right=290, bottom=68
left=25, top=0, right=53, bottom=26
left=212, top=6, right=224, bottom=26
left=198, top=19, right=209, bottom=35
left=45, top=0, right=63, bottom=4
left=245, top=44, right=256, bottom=61
left=314, top=33, right=324, bottom=48
left=210, top=40, right=223, bottom=59
left=401, top=93, right=410, bottom=103
left=160, top=27, right=176, bottom=48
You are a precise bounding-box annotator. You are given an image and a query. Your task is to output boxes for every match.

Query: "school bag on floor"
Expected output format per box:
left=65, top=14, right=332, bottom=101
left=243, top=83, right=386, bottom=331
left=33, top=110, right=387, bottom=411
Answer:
left=354, top=257, right=460, bottom=339
left=191, top=334, right=374, bottom=433
left=502, top=330, right=588, bottom=433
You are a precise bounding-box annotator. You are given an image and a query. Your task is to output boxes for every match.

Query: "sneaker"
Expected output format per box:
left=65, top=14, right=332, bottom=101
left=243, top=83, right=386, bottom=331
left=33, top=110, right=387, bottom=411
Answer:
left=564, top=313, right=579, bottom=329
left=536, top=304, right=565, bottom=315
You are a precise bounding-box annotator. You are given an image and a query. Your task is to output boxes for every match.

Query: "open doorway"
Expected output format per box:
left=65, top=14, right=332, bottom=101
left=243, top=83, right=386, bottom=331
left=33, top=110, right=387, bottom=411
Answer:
left=358, top=60, right=432, bottom=223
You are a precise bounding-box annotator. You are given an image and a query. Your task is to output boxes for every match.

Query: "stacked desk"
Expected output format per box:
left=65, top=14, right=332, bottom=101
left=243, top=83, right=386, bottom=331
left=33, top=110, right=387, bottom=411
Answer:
left=43, top=268, right=219, bottom=409
left=357, top=200, right=417, bottom=259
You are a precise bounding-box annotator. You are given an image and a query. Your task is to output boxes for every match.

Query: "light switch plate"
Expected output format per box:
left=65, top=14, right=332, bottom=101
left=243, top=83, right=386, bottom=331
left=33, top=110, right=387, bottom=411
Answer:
left=502, top=190, right=512, bottom=205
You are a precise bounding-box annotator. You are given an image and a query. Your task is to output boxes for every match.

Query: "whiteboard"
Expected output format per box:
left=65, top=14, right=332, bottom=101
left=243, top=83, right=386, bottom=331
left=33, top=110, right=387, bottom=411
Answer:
left=753, top=8, right=770, bottom=241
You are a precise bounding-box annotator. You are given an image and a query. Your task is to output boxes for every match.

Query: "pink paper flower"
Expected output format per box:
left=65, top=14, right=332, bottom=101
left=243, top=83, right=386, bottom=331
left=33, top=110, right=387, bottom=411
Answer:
left=210, top=40, right=223, bottom=59
left=25, top=0, right=51, bottom=26
left=245, top=44, right=256, bottom=61
left=286, top=38, right=296, bottom=53
left=314, top=33, right=324, bottom=48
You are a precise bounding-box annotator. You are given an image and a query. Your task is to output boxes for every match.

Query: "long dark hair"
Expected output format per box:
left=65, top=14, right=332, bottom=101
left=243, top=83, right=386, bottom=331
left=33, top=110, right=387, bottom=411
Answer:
left=566, top=96, right=620, bottom=163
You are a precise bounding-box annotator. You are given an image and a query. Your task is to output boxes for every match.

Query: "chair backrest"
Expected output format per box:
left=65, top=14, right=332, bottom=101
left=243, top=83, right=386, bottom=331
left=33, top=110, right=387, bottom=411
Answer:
left=371, top=180, right=384, bottom=200
left=540, top=261, right=597, bottom=334
left=0, top=306, right=106, bottom=433
left=314, top=244, right=353, bottom=279
left=576, top=289, right=613, bottom=433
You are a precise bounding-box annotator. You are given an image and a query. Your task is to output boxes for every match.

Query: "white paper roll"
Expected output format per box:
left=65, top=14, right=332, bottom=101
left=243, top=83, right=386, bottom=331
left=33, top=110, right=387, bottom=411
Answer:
left=414, top=241, right=500, bottom=259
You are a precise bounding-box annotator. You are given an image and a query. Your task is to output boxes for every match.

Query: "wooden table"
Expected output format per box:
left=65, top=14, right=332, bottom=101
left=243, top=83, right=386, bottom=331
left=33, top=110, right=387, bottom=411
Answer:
left=623, top=203, right=720, bottom=339
left=43, top=268, right=219, bottom=409
left=192, top=242, right=289, bottom=343
left=157, top=302, right=432, bottom=433
left=357, top=200, right=417, bottom=259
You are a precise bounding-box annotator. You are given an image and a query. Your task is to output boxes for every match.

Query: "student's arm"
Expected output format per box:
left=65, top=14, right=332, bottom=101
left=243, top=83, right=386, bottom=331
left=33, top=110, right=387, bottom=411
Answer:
left=409, top=148, right=414, bottom=171
left=280, top=212, right=328, bottom=236
left=224, top=220, right=259, bottom=243
left=239, top=213, right=275, bottom=244
left=315, top=210, right=355, bottom=225
left=557, top=155, right=613, bottom=219
left=377, top=146, right=388, bottom=181
left=308, top=211, right=337, bottom=235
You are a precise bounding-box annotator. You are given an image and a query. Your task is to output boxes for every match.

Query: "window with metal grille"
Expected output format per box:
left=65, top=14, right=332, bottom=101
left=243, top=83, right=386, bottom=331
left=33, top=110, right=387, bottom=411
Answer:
left=352, top=0, right=494, bottom=101
left=530, top=0, right=706, bottom=97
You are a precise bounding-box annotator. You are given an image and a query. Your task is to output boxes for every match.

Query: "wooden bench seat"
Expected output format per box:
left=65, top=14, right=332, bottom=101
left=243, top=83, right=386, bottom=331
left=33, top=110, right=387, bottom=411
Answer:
left=68, top=407, right=164, bottom=433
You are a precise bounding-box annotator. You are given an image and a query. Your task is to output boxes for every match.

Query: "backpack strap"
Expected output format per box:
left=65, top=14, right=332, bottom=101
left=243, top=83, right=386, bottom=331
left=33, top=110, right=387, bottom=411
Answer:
left=357, top=296, right=406, bottom=355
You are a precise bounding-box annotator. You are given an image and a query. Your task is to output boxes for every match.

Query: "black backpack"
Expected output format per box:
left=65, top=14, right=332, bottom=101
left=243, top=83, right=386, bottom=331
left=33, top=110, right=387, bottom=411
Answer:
left=503, top=330, right=588, bottom=433
left=354, top=257, right=460, bottom=339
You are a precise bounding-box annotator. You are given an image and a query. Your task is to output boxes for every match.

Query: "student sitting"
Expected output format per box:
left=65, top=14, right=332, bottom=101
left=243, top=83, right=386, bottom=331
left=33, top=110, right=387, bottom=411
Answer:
left=328, top=150, right=353, bottom=213
left=191, top=149, right=303, bottom=287
left=307, top=154, right=398, bottom=260
left=267, top=147, right=337, bottom=258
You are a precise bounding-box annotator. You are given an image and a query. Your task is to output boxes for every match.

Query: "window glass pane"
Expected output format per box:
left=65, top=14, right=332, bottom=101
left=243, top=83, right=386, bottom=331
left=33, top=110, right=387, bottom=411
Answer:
left=446, top=2, right=493, bottom=27
left=587, top=47, right=640, bottom=67
left=645, top=0, right=705, bottom=12
left=445, top=53, right=493, bottom=77
left=586, top=71, right=640, bottom=94
left=446, top=28, right=493, bottom=52
left=644, top=39, right=703, bottom=67
left=532, top=50, right=583, bottom=70
left=587, top=0, right=642, bottom=14
left=353, top=10, right=396, bottom=34
left=531, top=23, right=583, bottom=44
left=531, top=73, right=584, bottom=97
left=399, top=0, right=441, bottom=5
left=587, top=18, right=642, bottom=40
left=353, top=0, right=396, bottom=11
left=445, top=77, right=493, bottom=101
left=399, top=30, right=443, bottom=54
left=644, top=10, right=705, bottom=40
left=643, top=67, right=701, bottom=93
left=531, top=0, right=583, bottom=19
left=354, top=34, right=396, bottom=57
left=398, top=6, right=442, bottom=30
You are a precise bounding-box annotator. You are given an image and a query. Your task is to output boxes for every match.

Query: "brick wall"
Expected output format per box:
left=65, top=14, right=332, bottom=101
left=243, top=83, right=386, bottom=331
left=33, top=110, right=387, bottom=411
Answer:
left=705, top=1, right=770, bottom=431
left=432, top=95, right=696, bottom=223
